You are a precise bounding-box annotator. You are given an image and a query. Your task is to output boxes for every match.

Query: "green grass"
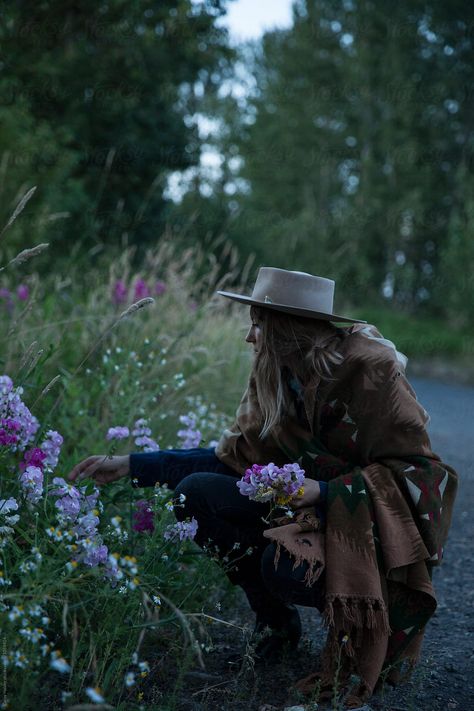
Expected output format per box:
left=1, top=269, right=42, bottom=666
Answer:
left=355, top=303, right=474, bottom=364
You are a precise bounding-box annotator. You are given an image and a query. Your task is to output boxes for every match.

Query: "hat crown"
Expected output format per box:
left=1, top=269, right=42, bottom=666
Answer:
left=251, top=267, right=335, bottom=314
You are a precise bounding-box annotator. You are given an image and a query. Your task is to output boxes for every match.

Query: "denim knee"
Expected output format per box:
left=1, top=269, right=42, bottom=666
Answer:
left=173, top=473, right=204, bottom=521
left=261, top=542, right=291, bottom=599
left=260, top=541, right=325, bottom=610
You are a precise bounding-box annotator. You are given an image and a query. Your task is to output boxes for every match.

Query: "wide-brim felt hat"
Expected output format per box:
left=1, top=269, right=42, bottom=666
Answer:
left=217, top=267, right=367, bottom=324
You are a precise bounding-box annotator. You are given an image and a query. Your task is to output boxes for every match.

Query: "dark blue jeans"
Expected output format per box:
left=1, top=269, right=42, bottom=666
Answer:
left=129, top=447, right=325, bottom=611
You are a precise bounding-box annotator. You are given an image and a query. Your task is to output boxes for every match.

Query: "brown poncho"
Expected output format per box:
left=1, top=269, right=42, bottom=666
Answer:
left=215, top=322, right=458, bottom=704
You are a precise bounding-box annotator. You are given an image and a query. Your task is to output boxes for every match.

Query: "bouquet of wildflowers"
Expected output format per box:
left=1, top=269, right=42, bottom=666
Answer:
left=236, top=462, right=305, bottom=507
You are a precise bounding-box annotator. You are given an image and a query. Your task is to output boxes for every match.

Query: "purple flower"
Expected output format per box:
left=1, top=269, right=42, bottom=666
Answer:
left=0, top=497, right=20, bottom=534
left=237, top=462, right=305, bottom=503
left=134, top=435, right=160, bottom=452
left=1, top=417, right=21, bottom=432
left=55, top=495, right=81, bottom=521
left=106, top=426, right=130, bottom=441
left=132, top=418, right=151, bottom=438
left=82, top=489, right=100, bottom=513
left=112, top=280, right=128, bottom=305
left=82, top=543, right=108, bottom=567
left=50, top=476, right=81, bottom=498
left=49, top=477, right=83, bottom=524
left=188, top=300, right=198, bottom=313
left=0, top=377, right=39, bottom=452
left=19, top=447, right=47, bottom=473
left=40, top=430, right=63, bottom=471
left=102, top=556, right=123, bottom=587
left=163, top=517, right=198, bottom=542
left=17, top=284, right=29, bottom=301
left=73, top=512, right=100, bottom=538
left=132, top=499, right=155, bottom=533
left=132, top=419, right=159, bottom=451
left=19, top=465, right=44, bottom=504
left=0, top=429, right=19, bottom=447
left=0, top=497, right=19, bottom=516
left=154, top=280, right=167, bottom=296
left=177, top=414, right=201, bottom=449
left=133, top=279, right=150, bottom=300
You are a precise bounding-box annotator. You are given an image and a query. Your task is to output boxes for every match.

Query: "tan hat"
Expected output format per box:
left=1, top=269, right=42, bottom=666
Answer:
left=217, top=267, right=367, bottom=324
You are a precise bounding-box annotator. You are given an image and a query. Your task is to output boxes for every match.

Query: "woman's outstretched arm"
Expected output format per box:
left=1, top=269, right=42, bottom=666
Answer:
left=67, top=448, right=239, bottom=490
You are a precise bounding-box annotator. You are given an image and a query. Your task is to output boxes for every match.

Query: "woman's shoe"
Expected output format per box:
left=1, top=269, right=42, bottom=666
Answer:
left=251, top=603, right=302, bottom=663
left=224, top=598, right=302, bottom=668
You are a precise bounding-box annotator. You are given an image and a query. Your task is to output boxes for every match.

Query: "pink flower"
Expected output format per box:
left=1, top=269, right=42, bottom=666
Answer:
left=154, top=280, right=167, bottom=296
left=112, top=280, right=128, bottom=305
left=133, top=279, right=150, bottom=300
left=132, top=499, right=155, bottom=533
left=19, top=447, right=47, bottom=473
left=16, top=284, right=29, bottom=301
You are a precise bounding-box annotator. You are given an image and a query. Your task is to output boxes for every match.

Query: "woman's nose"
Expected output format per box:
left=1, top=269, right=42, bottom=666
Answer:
left=245, top=326, right=255, bottom=343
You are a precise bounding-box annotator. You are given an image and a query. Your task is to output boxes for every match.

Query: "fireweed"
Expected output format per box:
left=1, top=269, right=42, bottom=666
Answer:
left=111, top=277, right=167, bottom=306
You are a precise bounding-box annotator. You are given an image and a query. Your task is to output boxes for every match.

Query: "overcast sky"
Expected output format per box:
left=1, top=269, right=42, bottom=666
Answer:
left=217, top=0, right=294, bottom=41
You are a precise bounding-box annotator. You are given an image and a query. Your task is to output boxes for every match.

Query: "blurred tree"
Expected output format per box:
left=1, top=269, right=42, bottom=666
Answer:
left=0, top=0, right=234, bottom=261
left=196, top=0, right=474, bottom=321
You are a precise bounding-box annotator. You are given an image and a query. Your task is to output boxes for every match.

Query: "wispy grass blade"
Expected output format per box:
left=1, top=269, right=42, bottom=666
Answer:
left=0, top=185, right=37, bottom=239
left=0, top=242, right=49, bottom=272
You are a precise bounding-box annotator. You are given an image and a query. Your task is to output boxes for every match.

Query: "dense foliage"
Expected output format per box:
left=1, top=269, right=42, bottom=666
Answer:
left=0, top=221, right=256, bottom=709
left=173, top=0, right=474, bottom=325
left=0, top=0, right=234, bottom=259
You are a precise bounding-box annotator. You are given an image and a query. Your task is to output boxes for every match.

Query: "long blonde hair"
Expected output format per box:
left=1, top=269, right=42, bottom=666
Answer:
left=249, top=305, right=347, bottom=440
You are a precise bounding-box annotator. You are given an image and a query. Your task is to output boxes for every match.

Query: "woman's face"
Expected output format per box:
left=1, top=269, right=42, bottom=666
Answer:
left=245, top=315, right=262, bottom=354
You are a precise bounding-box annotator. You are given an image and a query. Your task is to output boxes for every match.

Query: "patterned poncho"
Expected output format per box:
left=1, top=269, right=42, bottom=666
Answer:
left=215, top=322, right=458, bottom=704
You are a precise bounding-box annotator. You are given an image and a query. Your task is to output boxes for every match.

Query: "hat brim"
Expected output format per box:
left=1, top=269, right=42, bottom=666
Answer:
left=216, top=291, right=367, bottom=324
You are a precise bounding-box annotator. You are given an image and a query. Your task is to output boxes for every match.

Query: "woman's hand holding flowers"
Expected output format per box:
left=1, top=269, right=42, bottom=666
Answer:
left=288, top=477, right=320, bottom=509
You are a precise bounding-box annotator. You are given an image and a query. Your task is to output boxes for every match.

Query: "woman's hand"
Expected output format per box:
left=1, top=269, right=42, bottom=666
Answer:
left=289, top=477, right=320, bottom=509
left=67, top=455, right=130, bottom=487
